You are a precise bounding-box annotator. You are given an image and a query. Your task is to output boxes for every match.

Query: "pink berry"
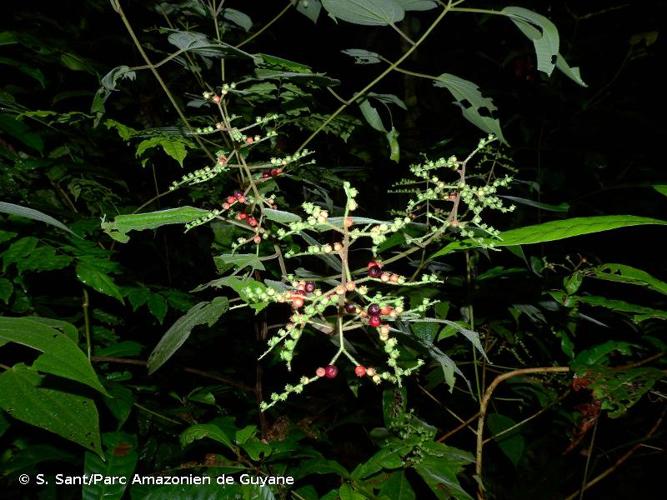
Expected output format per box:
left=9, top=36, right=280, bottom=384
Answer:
left=316, top=367, right=326, bottom=377
left=354, top=365, right=366, bottom=377
left=324, top=365, right=338, bottom=379
left=369, top=316, right=381, bottom=328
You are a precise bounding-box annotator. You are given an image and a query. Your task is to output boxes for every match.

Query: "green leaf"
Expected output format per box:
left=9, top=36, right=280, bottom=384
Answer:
left=322, top=0, right=404, bottom=26
left=502, top=7, right=559, bottom=76
left=432, top=215, right=667, bottom=258
left=588, top=263, right=667, bottom=296
left=572, top=340, right=634, bottom=368
left=395, top=0, right=436, bottom=11
left=180, top=423, right=234, bottom=450
left=653, top=184, right=667, bottom=197
left=263, top=208, right=302, bottom=224
left=223, top=8, right=253, bottom=31
left=433, top=74, right=505, bottom=143
left=555, top=54, right=588, bottom=87
left=341, top=48, right=382, bottom=64
left=0, top=316, right=107, bottom=394
left=352, top=441, right=414, bottom=479
left=101, top=207, right=210, bottom=243
left=0, top=364, right=102, bottom=455
left=215, top=253, right=266, bottom=273
left=0, top=113, right=44, bottom=153
left=575, top=295, right=667, bottom=322
left=486, top=413, right=524, bottom=466
left=83, top=432, right=138, bottom=500
left=147, top=293, right=168, bottom=323
left=339, top=484, right=366, bottom=500
left=76, top=262, right=124, bottom=303
left=413, top=454, right=473, bottom=499
left=135, top=136, right=191, bottom=167
left=379, top=471, right=416, bottom=500
left=147, top=297, right=229, bottom=374
left=359, top=99, right=387, bottom=132
left=0, top=278, right=13, bottom=304
left=293, top=458, right=351, bottom=480
left=296, top=0, right=322, bottom=23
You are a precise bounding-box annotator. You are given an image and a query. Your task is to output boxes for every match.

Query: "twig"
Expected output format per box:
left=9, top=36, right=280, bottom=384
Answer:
left=475, top=366, right=570, bottom=499
left=237, top=2, right=292, bottom=48
left=564, top=408, right=665, bottom=500
left=82, top=289, right=91, bottom=360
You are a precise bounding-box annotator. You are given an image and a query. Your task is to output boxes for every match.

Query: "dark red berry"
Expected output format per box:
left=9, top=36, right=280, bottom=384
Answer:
left=368, top=266, right=382, bottom=278
left=304, top=282, right=316, bottom=293
left=369, top=316, right=381, bottom=328
left=354, top=365, right=366, bottom=377
left=233, top=191, right=243, bottom=199
left=271, top=168, right=281, bottom=176
left=324, top=365, right=338, bottom=379
left=262, top=171, right=271, bottom=179
left=344, top=303, right=357, bottom=314
left=367, top=304, right=380, bottom=316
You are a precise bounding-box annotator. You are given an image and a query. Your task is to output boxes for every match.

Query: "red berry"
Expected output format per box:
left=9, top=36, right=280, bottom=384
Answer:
left=239, top=212, right=248, bottom=220
left=271, top=168, right=281, bottom=176
left=233, top=191, right=243, bottom=199
left=354, top=365, right=366, bottom=377
left=262, top=171, right=271, bottom=179
left=226, top=195, right=236, bottom=204
left=246, top=137, right=254, bottom=145
left=368, top=266, right=382, bottom=278
left=222, top=202, right=230, bottom=210
left=248, top=217, right=258, bottom=227
left=316, top=367, right=326, bottom=377
left=324, top=365, right=338, bottom=379
left=253, top=235, right=261, bottom=244
left=304, top=282, right=316, bottom=293
left=344, top=303, right=357, bottom=314
left=367, top=304, right=380, bottom=316
left=367, top=261, right=380, bottom=269
left=369, top=316, right=381, bottom=328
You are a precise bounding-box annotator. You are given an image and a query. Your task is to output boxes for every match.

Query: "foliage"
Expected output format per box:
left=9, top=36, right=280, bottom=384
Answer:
left=1, top=1, right=665, bottom=499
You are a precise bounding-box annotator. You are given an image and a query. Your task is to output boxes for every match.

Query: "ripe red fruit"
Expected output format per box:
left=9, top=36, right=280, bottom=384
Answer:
left=369, top=316, right=381, bottom=328
left=262, top=171, right=271, bottom=179
left=271, top=168, right=281, bottom=176
left=324, top=365, right=338, bottom=379
left=304, top=282, right=316, bottom=293
left=226, top=195, right=236, bottom=204
left=248, top=217, right=258, bottom=227
left=368, top=266, right=382, bottom=278
left=354, top=365, right=366, bottom=377
left=367, top=304, right=380, bottom=316
left=344, top=303, right=357, bottom=314
left=239, top=213, right=248, bottom=220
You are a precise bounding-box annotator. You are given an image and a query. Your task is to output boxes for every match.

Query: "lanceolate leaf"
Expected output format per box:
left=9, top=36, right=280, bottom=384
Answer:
left=432, top=215, right=667, bottom=258
left=0, top=202, right=76, bottom=236
left=588, top=263, right=667, bottom=296
left=322, top=0, right=405, bottom=26
left=0, top=316, right=107, bottom=394
left=76, top=262, right=124, bottom=303
left=180, top=423, right=234, bottom=450
left=147, top=297, right=229, bottom=374
left=0, top=364, right=102, bottom=455
left=101, top=207, right=210, bottom=243
left=433, top=73, right=506, bottom=143
left=502, top=7, right=559, bottom=76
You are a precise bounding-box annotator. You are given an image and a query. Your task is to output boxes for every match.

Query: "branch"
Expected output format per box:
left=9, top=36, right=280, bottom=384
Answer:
left=476, top=366, right=570, bottom=500
left=564, top=408, right=665, bottom=500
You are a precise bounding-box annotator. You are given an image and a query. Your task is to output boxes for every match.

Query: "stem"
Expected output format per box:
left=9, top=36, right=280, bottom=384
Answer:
left=82, top=289, right=91, bottom=360
left=237, top=2, right=292, bottom=48
left=113, top=1, right=215, bottom=161
left=296, top=0, right=460, bottom=152
left=475, top=366, right=570, bottom=499
left=578, top=418, right=599, bottom=500
left=564, top=409, right=666, bottom=500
